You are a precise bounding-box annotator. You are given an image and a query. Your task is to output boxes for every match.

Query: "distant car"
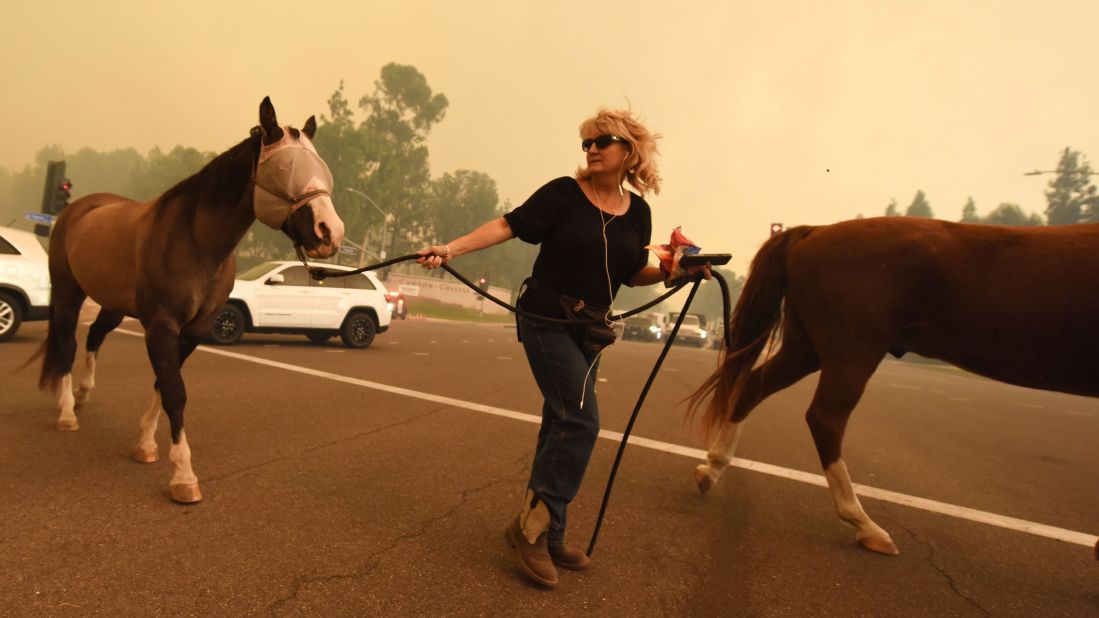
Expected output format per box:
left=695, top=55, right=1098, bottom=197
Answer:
left=668, top=314, right=709, bottom=347
left=386, top=290, right=408, bottom=319
left=207, top=261, right=391, bottom=348
left=622, top=315, right=664, bottom=342
left=0, top=226, right=51, bottom=342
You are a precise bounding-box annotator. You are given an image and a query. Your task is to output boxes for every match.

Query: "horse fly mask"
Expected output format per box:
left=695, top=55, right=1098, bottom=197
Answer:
left=251, top=130, right=334, bottom=230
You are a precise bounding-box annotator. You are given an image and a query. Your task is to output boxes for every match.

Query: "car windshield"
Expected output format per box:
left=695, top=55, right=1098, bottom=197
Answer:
left=626, top=317, right=652, bottom=326
left=682, top=316, right=700, bottom=328
left=237, top=262, right=281, bottom=281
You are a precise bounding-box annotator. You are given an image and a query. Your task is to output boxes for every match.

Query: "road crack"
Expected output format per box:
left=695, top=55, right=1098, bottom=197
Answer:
left=897, top=523, right=991, bottom=616
left=202, top=407, right=445, bottom=485
left=267, top=473, right=512, bottom=616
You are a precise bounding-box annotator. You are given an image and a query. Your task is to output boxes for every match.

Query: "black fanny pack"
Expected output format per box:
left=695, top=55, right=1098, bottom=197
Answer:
left=518, top=278, right=617, bottom=356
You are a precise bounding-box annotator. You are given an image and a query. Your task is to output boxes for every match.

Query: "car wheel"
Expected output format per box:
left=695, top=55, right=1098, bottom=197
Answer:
left=306, top=333, right=332, bottom=344
left=0, top=292, right=23, bottom=342
left=208, top=305, right=244, bottom=345
left=340, top=311, right=377, bottom=349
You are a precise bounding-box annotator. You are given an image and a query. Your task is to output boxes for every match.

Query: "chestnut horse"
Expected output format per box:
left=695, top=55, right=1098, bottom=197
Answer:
left=29, top=97, right=344, bottom=503
left=688, top=217, right=1099, bottom=558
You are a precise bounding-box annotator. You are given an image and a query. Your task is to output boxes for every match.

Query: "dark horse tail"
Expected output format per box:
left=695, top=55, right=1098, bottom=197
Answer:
left=687, top=226, right=812, bottom=434
left=19, top=304, right=64, bottom=392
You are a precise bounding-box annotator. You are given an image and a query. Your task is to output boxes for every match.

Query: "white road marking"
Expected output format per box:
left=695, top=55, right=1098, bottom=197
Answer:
left=1022, top=404, right=1043, bottom=409
left=948, top=397, right=972, bottom=402
left=325, top=350, right=344, bottom=354
left=412, top=352, right=430, bottom=356
left=112, top=327, right=1099, bottom=551
left=496, top=356, right=512, bottom=360
left=889, top=383, right=923, bottom=391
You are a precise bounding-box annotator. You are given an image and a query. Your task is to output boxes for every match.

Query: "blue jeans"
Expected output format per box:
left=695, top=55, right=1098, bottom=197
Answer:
left=518, top=315, right=602, bottom=546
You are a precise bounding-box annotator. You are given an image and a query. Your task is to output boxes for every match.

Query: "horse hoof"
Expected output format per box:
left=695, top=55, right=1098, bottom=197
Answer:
left=56, top=418, right=79, bottom=432
left=694, top=464, right=715, bottom=495
left=170, top=483, right=203, bottom=504
left=131, top=446, right=159, bottom=463
left=858, top=535, right=900, bottom=556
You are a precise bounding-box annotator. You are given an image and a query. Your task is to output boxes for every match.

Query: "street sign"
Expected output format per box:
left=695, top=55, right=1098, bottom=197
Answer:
left=25, top=212, right=55, bottom=224
left=339, top=245, right=357, bottom=255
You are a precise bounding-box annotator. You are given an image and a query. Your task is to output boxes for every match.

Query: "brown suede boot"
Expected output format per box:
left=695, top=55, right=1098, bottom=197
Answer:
left=503, top=491, right=558, bottom=588
left=548, top=544, right=591, bottom=571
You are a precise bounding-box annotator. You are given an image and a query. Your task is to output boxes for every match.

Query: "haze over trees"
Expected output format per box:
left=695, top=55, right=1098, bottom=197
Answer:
left=874, top=147, right=1099, bottom=226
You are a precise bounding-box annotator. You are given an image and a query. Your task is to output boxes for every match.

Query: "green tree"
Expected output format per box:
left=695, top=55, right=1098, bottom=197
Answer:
left=905, top=190, right=933, bottom=218
left=983, top=203, right=1033, bottom=226
left=1044, top=147, right=1098, bottom=225
left=313, top=65, right=450, bottom=263
left=960, top=197, right=979, bottom=223
left=884, top=199, right=898, bottom=216
left=358, top=63, right=449, bottom=257
left=423, top=169, right=500, bottom=279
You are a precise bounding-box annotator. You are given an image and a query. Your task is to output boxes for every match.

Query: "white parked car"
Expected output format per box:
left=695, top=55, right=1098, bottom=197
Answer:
left=667, top=314, right=709, bottom=348
left=208, top=260, right=391, bottom=348
left=0, top=225, right=51, bottom=342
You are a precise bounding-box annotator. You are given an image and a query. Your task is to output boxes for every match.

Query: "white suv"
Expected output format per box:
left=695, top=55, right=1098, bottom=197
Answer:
left=0, top=226, right=51, bottom=342
left=208, top=260, right=391, bottom=348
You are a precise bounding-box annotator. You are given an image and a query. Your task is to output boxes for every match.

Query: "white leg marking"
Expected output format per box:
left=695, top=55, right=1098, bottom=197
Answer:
left=824, top=459, right=899, bottom=555
left=56, top=374, right=79, bottom=431
left=132, top=390, right=161, bottom=463
left=168, top=429, right=202, bottom=503
left=695, top=421, right=743, bottom=494
left=74, top=352, right=96, bottom=408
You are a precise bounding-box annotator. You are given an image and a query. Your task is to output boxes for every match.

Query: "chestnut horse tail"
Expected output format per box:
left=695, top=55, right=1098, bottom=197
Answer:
left=33, top=305, right=66, bottom=392
left=687, top=226, right=812, bottom=435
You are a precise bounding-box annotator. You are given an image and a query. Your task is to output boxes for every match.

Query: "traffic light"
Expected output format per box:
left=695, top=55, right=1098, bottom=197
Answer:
left=770, top=222, right=784, bottom=237
left=41, top=161, right=71, bottom=215
left=55, top=179, right=73, bottom=213
left=477, top=277, right=488, bottom=288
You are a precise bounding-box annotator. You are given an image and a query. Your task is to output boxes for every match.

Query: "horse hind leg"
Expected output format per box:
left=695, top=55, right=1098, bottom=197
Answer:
left=806, top=362, right=898, bottom=556
left=42, top=280, right=86, bottom=431
left=696, top=318, right=819, bottom=494
left=132, top=389, right=162, bottom=463
left=74, top=309, right=125, bottom=409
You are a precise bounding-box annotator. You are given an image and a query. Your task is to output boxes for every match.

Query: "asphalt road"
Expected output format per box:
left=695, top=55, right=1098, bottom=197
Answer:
left=2, top=317, right=1098, bottom=616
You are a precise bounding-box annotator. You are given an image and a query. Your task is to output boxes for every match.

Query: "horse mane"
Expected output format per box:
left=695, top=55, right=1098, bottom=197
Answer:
left=154, top=128, right=262, bottom=217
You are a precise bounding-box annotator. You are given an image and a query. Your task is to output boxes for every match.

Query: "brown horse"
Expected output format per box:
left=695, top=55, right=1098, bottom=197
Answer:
left=687, top=217, right=1099, bottom=558
left=30, top=97, right=344, bottom=503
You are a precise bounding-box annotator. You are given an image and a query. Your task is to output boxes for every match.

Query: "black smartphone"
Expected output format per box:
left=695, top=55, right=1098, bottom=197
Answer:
left=679, top=253, right=732, bottom=268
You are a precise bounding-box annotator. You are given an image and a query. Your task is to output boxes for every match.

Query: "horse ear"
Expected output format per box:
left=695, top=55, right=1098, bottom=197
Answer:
left=303, top=116, right=317, bottom=140
left=258, top=96, right=282, bottom=145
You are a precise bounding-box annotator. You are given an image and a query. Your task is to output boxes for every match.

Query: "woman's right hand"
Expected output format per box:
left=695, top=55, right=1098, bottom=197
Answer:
left=416, top=245, right=449, bottom=270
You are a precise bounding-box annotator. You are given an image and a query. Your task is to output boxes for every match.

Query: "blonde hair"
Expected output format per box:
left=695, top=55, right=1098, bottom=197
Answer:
left=576, top=108, right=662, bottom=196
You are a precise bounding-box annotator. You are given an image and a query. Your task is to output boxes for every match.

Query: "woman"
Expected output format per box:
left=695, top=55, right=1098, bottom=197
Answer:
left=418, top=109, right=701, bottom=588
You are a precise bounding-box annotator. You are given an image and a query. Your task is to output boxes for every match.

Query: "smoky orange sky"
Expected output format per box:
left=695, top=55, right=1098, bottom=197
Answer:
left=4, top=1, right=1098, bottom=274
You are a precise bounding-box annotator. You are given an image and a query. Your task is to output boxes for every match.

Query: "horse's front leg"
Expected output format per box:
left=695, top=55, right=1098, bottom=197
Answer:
left=145, top=324, right=201, bottom=504
left=806, top=366, right=898, bottom=555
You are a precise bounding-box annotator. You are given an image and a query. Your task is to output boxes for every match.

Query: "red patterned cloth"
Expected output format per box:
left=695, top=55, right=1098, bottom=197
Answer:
left=646, top=227, right=701, bottom=279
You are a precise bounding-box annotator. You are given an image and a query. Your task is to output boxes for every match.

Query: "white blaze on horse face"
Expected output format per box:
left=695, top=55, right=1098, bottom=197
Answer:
left=305, top=193, right=344, bottom=259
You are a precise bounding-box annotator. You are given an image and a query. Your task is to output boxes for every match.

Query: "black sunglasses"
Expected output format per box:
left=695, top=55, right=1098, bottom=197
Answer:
left=582, top=134, right=628, bottom=152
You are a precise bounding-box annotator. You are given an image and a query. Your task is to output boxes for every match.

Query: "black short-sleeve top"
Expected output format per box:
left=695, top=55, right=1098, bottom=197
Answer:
left=504, top=176, right=652, bottom=317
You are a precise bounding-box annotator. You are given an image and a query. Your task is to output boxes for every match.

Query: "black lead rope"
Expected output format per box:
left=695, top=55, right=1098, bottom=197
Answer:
left=298, top=248, right=733, bottom=557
